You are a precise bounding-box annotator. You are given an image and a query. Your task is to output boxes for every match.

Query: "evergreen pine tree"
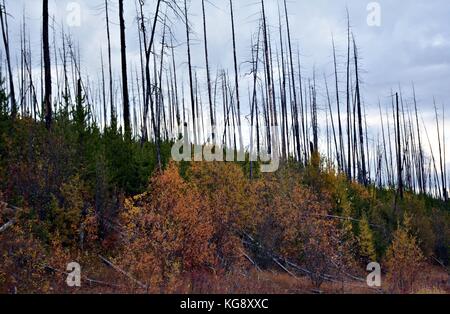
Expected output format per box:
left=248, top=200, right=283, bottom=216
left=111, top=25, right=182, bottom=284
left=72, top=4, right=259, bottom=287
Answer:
left=358, top=213, right=377, bottom=263
left=385, top=214, right=424, bottom=293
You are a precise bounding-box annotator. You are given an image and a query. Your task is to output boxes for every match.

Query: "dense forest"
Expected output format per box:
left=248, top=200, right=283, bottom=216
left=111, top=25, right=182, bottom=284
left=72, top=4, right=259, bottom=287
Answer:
left=0, top=0, right=449, bottom=294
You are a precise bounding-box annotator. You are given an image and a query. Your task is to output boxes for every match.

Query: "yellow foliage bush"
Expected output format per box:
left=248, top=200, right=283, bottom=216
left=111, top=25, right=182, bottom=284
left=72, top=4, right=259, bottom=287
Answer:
left=118, top=162, right=215, bottom=290
left=187, top=162, right=257, bottom=268
left=385, top=214, right=425, bottom=293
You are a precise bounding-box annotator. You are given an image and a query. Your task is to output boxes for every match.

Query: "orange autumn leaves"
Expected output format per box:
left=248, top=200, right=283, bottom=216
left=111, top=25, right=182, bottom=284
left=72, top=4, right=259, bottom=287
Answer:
left=119, top=163, right=215, bottom=288
left=118, top=162, right=353, bottom=288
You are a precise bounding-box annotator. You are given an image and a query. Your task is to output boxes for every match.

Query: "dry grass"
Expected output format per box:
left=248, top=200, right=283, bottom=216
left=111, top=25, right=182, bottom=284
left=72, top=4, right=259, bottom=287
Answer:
left=39, top=264, right=448, bottom=294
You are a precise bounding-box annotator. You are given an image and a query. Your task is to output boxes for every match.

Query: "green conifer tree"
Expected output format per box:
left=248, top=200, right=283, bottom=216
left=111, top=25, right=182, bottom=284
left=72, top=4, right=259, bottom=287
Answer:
left=358, top=213, right=377, bottom=262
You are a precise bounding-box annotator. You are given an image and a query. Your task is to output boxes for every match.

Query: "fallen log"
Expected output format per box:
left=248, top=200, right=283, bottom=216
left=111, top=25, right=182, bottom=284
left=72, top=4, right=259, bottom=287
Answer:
left=98, top=255, right=148, bottom=290
left=0, top=218, right=15, bottom=233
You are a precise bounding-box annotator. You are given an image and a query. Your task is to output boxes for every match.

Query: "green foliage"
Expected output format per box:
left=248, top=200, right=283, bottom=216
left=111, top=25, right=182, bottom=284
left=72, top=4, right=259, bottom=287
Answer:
left=0, top=101, right=174, bottom=244
left=358, top=214, right=377, bottom=263
left=385, top=213, right=425, bottom=293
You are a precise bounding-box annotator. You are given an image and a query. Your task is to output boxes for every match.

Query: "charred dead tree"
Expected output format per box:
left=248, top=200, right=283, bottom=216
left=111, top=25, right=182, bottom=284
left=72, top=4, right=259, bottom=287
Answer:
left=395, top=93, right=404, bottom=199
left=170, top=36, right=181, bottom=136
left=201, top=0, right=215, bottom=143
left=261, top=0, right=276, bottom=155
left=352, top=35, right=367, bottom=186
left=277, top=7, right=288, bottom=160
left=283, top=0, right=301, bottom=163
left=141, top=0, right=162, bottom=145
left=378, top=100, right=390, bottom=186
left=229, top=0, right=243, bottom=151
left=250, top=27, right=261, bottom=178
left=297, top=49, right=307, bottom=165
left=0, top=1, right=17, bottom=119
left=332, top=35, right=345, bottom=172
left=184, top=0, right=197, bottom=145
left=311, top=74, right=318, bottom=155
left=412, top=84, right=425, bottom=194
left=443, top=106, right=447, bottom=201
left=118, top=0, right=131, bottom=136
left=104, top=0, right=115, bottom=127
left=434, top=101, right=448, bottom=201
left=345, top=10, right=352, bottom=180
left=136, top=0, right=147, bottom=140
left=43, top=0, right=52, bottom=129
left=324, top=74, right=339, bottom=170
left=101, top=50, right=107, bottom=127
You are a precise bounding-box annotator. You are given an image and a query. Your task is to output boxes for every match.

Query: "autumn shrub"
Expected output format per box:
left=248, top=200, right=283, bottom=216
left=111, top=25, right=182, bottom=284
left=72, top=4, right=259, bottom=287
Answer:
left=0, top=219, right=51, bottom=293
left=252, top=170, right=355, bottom=288
left=384, top=214, right=425, bottom=293
left=187, top=162, right=256, bottom=269
left=118, top=162, right=215, bottom=291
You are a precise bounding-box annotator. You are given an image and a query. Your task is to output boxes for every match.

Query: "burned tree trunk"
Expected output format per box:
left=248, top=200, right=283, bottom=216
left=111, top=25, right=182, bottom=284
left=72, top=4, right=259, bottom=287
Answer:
left=346, top=10, right=352, bottom=179
left=396, top=93, right=404, bottom=199
left=0, top=1, right=17, bottom=119
left=412, top=84, right=425, bottom=194
left=284, top=0, right=301, bottom=163
left=332, top=36, right=345, bottom=172
left=141, top=0, right=162, bottom=143
left=118, top=0, right=131, bottom=136
left=435, top=101, right=447, bottom=201
left=261, top=0, right=275, bottom=154
left=43, top=0, right=52, bottom=129
left=184, top=0, right=197, bottom=145
left=353, top=36, right=367, bottom=186
left=105, top=0, right=115, bottom=127
left=229, top=0, right=243, bottom=150
left=201, top=0, right=215, bottom=143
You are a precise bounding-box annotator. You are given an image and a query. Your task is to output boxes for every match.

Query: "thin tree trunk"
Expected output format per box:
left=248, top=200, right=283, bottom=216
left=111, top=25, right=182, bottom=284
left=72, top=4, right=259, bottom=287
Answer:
left=435, top=101, right=447, bottom=201
left=184, top=0, right=197, bottom=145
left=0, top=1, right=17, bottom=119
left=325, top=74, right=339, bottom=170
left=43, top=0, right=52, bottom=129
left=229, top=0, right=243, bottom=150
left=284, top=0, right=301, bottom=163
left=353, top=36, right=367, bottom=185
left=201, top=0, right=215, bottom=143
left=346, top=10, right=352, bottom=179
left=396, top=93, right=404, bottom=199
left=119, top=0, right=131, bottom=136
left=105, top=0, right=115, bottom=127
left=332, top=36, right=345, bottom=172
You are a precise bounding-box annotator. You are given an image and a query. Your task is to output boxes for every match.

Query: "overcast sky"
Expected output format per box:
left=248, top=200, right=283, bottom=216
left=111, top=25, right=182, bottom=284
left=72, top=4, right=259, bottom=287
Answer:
left=3, top=0, right=450, bottom=155
left=5, top=0, right=450, bottom=105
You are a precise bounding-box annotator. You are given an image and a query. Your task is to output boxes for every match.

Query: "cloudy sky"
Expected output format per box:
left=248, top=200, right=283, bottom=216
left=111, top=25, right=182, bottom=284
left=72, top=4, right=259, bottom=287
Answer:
left=5, top=0, right=450, bottom=104
left=3, top=0, right=450, bottom=157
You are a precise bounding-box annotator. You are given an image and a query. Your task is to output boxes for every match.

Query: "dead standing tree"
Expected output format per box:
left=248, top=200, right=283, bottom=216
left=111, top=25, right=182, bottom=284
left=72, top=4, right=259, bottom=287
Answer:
left=0, top=1, right=17, bottom=119
left=184, top=0, right=197, bottom=145
left=332, top=35, right=345, bottom=172
left=283, top=0, right=301, bottom=163
left=118, top=0, right=131, bottom=136
left=201, top=0, right=215, bottom=143
left=104, top=0, right=115, bottom=127
left=353, top=35, right=367, bottom=186
left=396, top=93, right=404, bottom=200
left=229, top=0, right=243, bottom=151
left=346, top=9, right=352, bottom=179
left=43, top=0, right=52, bottom=129
left=140, top=0, right=162, bottom=145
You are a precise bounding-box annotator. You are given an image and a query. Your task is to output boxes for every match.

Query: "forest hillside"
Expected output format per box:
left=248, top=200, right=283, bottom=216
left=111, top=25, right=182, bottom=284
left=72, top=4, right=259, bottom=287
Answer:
left=0, top=0, right=449, bottom=294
